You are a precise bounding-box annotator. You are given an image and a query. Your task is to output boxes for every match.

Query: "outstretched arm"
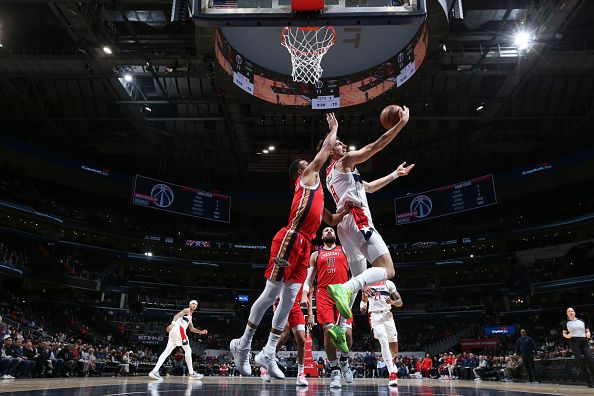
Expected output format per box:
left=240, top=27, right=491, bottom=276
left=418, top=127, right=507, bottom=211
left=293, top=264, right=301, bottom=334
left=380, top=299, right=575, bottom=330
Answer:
left=188, top=322, right=208, bottom=335
left=301, top=113, right=338, bottom=186
left=341, top=106, right=409, bottom=170
left=364, top=161, right=415, bottom=193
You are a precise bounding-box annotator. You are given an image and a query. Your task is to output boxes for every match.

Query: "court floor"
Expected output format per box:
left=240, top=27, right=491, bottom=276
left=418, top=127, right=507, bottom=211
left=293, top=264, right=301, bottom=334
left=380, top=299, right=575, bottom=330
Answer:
left=0, top=376, right=591, bottom=395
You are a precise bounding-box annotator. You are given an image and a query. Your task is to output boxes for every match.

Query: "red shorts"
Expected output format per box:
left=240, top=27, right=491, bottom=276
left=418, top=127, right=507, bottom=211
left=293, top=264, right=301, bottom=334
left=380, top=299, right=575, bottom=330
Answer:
left=316, top=287, right=353, bottom=326
left=288, top=298, right=306, bottom=329
left=265, top=227, right=310, bottom=283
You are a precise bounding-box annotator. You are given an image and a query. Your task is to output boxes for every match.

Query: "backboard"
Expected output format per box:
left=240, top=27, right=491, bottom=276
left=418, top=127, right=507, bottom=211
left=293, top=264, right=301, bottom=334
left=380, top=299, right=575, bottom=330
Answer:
left=193, top=0, right=449, bottom=109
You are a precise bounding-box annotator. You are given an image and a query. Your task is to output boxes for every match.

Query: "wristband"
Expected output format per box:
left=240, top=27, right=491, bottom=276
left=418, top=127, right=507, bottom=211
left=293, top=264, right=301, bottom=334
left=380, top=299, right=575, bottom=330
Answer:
left=360, top=301, right=367, bottom=311
left=390, top=170, right=399, bottom=180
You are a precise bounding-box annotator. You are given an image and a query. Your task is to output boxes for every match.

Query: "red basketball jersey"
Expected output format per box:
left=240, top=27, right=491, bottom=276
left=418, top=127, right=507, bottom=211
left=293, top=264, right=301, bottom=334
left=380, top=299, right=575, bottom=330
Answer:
left=316, top=245, right=348, bottom=288
left=286, top=176, right=324, bottom=241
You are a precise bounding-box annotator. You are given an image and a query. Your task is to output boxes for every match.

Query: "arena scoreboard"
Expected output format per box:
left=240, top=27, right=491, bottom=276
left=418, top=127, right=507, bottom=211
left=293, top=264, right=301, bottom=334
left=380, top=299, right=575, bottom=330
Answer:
left=132, top=175, right=231, bottom=223
left=395, top=174, right=497, bottom=225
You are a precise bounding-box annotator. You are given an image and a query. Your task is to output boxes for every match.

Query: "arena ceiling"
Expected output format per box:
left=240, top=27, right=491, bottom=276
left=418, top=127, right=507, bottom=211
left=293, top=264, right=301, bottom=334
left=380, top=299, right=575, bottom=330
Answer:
left=0, top=0, right=593, bottom=190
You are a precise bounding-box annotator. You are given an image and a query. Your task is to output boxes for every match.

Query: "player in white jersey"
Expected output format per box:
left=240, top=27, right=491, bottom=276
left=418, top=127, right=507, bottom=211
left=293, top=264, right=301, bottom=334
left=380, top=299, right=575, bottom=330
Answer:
left=324, top=105, right=413, bottom=342
left=361, top=280, right=402, bottom=387
left=149, top=300, right=208, bottom=380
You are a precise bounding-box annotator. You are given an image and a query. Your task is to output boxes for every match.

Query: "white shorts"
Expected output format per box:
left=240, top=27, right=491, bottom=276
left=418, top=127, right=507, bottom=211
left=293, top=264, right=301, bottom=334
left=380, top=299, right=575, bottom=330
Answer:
left=370, top=311, right=398, bottom=343
left=337, top=215, right=389, bottom=265
left=168, top=326, right=189, bottom=347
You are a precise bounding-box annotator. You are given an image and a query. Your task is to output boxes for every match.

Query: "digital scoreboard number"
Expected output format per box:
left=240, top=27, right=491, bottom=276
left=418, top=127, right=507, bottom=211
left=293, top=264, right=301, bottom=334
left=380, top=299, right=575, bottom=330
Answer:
left=395, top=174, right=497, bottom=225
left=132, top=175, right=231, bottom=223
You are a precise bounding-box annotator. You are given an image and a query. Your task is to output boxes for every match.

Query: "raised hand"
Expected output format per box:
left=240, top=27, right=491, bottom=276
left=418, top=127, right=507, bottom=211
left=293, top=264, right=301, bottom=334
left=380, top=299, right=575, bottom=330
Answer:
left=398, top=106, right=410, bottom=124
left=326, top=112, right=338, bottom=131
left=396, top=161, right=415, bottom=177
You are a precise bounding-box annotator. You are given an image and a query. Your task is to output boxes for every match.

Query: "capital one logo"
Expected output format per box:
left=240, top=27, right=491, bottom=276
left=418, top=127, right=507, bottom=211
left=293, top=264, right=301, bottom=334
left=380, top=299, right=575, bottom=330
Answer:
left=151, top=184, right=174, bottom=208
left=410, top=195, right=432, bottom=219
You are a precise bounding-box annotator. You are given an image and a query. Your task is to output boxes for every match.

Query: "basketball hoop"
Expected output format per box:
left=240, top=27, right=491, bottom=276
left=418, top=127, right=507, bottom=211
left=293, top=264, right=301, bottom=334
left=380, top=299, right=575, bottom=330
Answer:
left=281, top=26, right=336, bottom=84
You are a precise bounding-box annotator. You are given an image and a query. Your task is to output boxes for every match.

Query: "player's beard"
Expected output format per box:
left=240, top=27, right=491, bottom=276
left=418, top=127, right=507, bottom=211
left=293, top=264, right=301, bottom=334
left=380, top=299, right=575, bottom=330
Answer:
left=322, top=235, right=336, bottom=245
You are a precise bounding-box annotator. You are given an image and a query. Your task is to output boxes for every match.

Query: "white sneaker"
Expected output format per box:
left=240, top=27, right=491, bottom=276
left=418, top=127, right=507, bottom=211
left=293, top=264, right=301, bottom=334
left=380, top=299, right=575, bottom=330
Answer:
left=255, top=351, right=285, bottom=379
left=148, top=370, right=163, bottom=381
left=330, top=369, right=342, bottom=388
left=260, top=367, right=271, bottom=382
left=189, top=372, right=203, bottom=379
left=296, top=372, right=308, bottom=386
left=474, top=378, right=481, bottom=381
left=339, top=360, right=353, bottom=383
left=230, top=338, right=252, bottom=376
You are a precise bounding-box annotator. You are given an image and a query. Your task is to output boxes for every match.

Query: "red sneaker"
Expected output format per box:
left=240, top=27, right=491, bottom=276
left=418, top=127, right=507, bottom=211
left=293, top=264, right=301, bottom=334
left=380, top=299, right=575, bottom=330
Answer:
left=389, top=371, right=398, bottom=387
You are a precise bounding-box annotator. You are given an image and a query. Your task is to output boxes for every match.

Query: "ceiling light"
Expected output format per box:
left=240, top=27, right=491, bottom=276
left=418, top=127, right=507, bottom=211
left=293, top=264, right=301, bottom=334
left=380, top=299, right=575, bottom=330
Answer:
left=349, top=146, right=356, bottom=151
left=144, top=106, right=152, bottom=112
left=514, top=31, right=531, bottom=50
left=268, top=146, right=275, bottom=151
left=102, top=46, right=112, bottom=55
left=263, top=149, right=269, bottom=154
left=476, top=105, right=484, bottom=111
left=0, top=43, right=3, bottom=48
left=124, top=74, right=133, bottom=82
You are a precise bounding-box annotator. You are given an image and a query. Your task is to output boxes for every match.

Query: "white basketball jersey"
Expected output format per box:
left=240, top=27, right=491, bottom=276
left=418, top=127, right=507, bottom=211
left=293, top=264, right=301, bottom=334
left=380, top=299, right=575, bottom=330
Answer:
left=173, top=313, right=192, bottom=330
left=326, top=161, right=375, bottom=230
left=367, top=280, right=397, bottom=313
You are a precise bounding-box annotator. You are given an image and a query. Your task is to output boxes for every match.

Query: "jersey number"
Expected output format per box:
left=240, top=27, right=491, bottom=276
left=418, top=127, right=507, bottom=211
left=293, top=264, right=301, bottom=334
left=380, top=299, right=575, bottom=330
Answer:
left=373, top=291, right=382, bottom=301
left=327, top=257, right=336, bottom=274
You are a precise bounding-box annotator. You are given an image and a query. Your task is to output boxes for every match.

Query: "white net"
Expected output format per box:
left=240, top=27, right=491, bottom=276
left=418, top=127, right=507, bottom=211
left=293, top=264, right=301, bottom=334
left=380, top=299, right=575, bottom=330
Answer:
left=281, top=26, right=336, bottom=84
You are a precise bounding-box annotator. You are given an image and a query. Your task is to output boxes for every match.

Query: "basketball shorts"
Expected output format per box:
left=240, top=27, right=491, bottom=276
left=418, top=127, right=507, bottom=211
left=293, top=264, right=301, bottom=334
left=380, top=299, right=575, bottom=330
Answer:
left=288, top=298, right=306, bottom=332
left=337, top=215, right=389, bottom=265
left=317, top=287, right=353, bottom=328
left=370, top=311, right=398, bottom=343
left=265, top=227, right=310, bottom=284
left=169, top=325, right=190, bottom=347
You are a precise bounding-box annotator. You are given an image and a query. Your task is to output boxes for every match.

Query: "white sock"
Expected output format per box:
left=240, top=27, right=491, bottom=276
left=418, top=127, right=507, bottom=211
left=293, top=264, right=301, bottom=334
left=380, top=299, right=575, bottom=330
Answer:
left=238, top=325, right=256, bottom=350
left=263, top=332, right=281, bottom=356
left=329, top=359, right=338, bottom=369
left=343, top=267, right=387, bottom=293
left=298, top=364, right=304, bottom=374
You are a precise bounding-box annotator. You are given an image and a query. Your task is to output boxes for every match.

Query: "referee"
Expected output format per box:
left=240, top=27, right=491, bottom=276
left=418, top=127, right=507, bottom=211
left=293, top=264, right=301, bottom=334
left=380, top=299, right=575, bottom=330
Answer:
left=562, top=307, right=594, bottom=388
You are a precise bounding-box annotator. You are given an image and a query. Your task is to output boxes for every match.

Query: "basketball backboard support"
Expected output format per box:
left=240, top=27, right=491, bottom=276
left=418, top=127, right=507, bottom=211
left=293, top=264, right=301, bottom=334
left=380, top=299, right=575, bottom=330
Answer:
left=192, top=0, right=426, bottom=27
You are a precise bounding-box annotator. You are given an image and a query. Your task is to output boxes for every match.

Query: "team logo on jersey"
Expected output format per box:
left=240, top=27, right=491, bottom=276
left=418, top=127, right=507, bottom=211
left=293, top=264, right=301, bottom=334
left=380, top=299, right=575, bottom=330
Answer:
left=151, top=183, right=174, bottom=208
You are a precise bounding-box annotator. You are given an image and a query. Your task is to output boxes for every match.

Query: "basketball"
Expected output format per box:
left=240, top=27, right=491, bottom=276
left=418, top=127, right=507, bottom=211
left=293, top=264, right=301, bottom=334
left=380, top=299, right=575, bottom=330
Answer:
left=380, top=105, right=402, bottom=130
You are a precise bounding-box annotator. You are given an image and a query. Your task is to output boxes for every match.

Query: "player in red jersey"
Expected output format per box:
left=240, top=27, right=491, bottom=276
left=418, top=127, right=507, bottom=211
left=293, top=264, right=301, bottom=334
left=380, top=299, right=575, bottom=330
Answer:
left=260, top=287, right=313, bottom=386
left=301, top=227, right=353, bottom=388
left=230, top=113, right=350, bottom=380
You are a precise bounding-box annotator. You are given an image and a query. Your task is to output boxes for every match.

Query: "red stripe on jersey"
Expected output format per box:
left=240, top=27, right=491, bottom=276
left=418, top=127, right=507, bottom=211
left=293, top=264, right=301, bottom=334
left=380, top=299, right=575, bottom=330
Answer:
left=326, top=161, right=337, bottom=177
left=351, top=206, right=370, bottom=229
left=316, top=245, right=349, bottom=288
left=180, top=326, right=187, bottom=342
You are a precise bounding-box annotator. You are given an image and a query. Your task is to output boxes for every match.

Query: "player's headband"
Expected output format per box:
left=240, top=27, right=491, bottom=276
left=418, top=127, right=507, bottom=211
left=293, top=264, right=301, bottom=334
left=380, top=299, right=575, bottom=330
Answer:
left=189, top=300, right=198, bottom=306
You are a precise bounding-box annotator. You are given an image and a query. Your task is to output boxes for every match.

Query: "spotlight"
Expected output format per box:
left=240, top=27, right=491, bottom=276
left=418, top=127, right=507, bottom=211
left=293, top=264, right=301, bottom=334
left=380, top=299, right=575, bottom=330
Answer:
left=470, top=254, right=474, bottom=258
left=124, top=74, right=133, bottom=82
left=476, top=105, right=484, bottom=111
left=102, top=46, right=112, bottom=55
left=349, top=145, right=356, bottom=151
left=144, top=106, right=152, bottom=112
left=268, top=146, right=275, bottom=151
left=514, top=31, right=531, bottom=50
left=263, top=149, right=269, bottom=154
left=144, top=252, right=153, bottom=257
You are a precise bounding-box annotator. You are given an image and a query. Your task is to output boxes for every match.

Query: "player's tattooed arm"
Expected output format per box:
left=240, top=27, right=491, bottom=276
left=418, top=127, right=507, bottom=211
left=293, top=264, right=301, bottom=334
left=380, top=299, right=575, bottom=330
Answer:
left=188, top=322, right=208, bottom=335
left=166, top=309, right=189, bottom=332
left=386, top=291, right=403, bottom=308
